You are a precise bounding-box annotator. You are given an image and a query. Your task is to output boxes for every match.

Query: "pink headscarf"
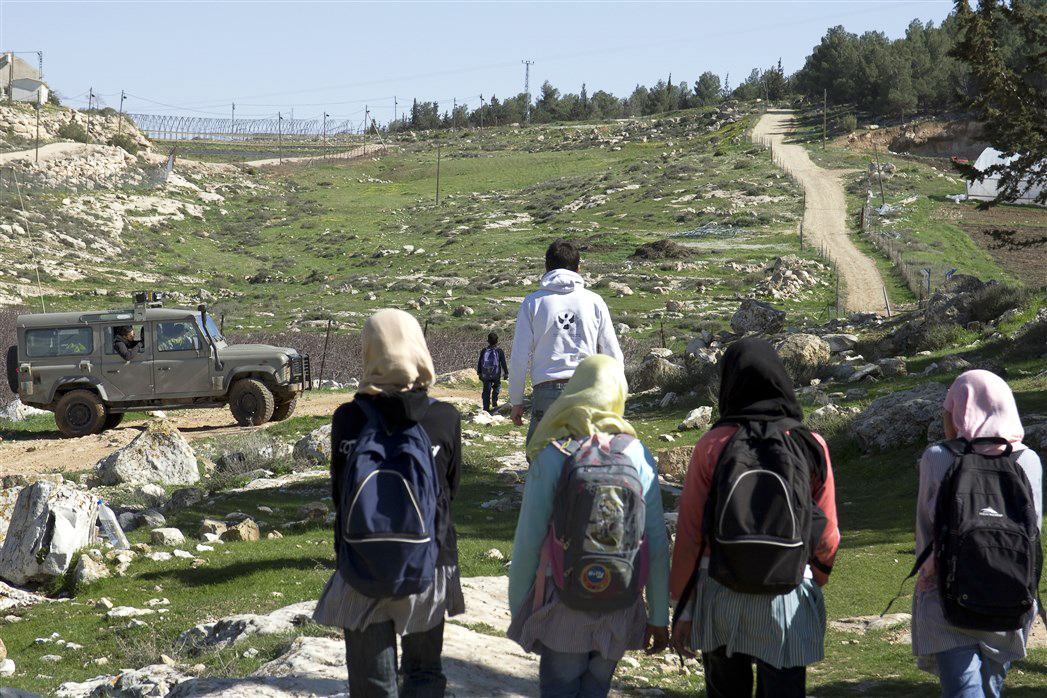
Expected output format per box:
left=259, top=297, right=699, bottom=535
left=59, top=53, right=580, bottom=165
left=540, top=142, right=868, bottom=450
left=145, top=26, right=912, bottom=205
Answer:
left=944, top=369, right=1027, bottom=455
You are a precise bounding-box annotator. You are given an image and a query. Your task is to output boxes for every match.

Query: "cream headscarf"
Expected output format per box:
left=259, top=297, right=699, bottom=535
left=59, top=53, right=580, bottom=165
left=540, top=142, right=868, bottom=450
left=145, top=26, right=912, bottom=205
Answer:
left=357, top=309, right=435, bottom=395
left=525, top=354, right=636, bottom=461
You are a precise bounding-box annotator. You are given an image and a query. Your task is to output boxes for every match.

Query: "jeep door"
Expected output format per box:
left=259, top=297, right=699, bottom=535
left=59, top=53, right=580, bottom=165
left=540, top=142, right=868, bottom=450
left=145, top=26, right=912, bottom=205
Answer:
left=153, top=320, right=213, bottom=396
left=100, top=324, right=153, bottom=400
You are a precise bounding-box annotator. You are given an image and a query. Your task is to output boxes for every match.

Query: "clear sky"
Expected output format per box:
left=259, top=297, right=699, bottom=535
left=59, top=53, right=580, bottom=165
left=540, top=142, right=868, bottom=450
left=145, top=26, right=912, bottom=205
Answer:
left=2, top=0, right=954, bottom=124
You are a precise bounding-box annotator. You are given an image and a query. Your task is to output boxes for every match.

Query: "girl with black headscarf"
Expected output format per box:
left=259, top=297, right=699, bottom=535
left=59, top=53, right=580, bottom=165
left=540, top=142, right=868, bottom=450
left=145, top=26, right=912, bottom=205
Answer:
left=668, top=338, right=840, bottom=698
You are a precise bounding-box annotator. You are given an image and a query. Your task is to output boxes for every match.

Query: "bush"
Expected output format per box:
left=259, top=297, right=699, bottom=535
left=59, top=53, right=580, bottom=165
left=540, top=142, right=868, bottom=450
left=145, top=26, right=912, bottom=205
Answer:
left=968, top=283, right=1029, bottom=324
left=57, top=121, right=89, bottom=143
left=919, top=322, right=975, bottom=351
left=107, top=133, right=139, bottom=155
left=836, top=113, right=858, bottom=133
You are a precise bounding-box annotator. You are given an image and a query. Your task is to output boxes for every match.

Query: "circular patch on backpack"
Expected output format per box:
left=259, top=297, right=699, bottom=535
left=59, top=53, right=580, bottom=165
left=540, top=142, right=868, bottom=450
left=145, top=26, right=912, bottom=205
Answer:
left=580, top=563, right=611, bottom=593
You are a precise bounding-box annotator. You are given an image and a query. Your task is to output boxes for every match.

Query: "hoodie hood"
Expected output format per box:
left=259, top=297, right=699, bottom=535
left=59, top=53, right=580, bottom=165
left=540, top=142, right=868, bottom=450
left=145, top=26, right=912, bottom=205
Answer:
left=540, top=268, right=585, bottom=294
left=360, top=388, right=431, bottom=429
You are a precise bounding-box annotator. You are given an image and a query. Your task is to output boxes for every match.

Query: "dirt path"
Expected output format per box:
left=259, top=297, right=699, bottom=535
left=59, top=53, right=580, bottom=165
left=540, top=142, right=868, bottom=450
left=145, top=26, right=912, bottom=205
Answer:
left=752, top=110, right=887, bottom=314
left=0, top=142, right=113, bottom=165
left=0, top=386, right=481, bottom=479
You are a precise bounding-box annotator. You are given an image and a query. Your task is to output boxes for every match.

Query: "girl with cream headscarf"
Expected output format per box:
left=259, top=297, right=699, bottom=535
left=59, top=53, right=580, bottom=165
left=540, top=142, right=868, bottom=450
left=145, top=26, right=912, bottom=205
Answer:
left=912, top=370, right=1042, bottom=698
left=313, top=309, right=464, bottom=698
left=508, top=354, right=670, bottom=698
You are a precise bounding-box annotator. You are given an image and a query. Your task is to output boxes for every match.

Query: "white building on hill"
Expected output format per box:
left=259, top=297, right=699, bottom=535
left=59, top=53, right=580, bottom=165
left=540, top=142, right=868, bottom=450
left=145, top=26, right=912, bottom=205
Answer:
left=966, top=147, right=1047, bottom=207
left=1, top=52, right=49, bottom=104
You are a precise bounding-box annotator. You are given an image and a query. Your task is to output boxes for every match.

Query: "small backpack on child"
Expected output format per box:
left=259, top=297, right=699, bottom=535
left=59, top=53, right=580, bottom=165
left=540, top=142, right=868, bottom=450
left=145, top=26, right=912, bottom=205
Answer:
left=917, top=437, right=1042, bottom=631
left=337, top=398, right=440, bottom=598
left=539, top=433, right=649, bottom=611
left=703, top=419, right=827, bottom=595
left=480, top=347, right=501, bottom=381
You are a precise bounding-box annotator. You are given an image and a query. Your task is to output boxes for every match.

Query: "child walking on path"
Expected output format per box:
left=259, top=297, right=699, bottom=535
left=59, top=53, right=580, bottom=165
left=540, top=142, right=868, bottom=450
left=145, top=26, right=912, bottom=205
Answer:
left=911, top=370, right=1042, bottom=698
left=314, top=309, right=464, bottom=698
left=670, top=338, right=839, bottom=698
left=477, top=332, right=509, bottom=414
left=507, top=354, right=670, bottom=698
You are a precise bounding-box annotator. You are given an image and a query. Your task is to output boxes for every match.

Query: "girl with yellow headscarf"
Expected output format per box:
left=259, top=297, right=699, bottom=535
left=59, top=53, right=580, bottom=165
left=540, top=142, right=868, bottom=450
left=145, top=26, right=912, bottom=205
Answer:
left=508, top=354, right=670, bottom=698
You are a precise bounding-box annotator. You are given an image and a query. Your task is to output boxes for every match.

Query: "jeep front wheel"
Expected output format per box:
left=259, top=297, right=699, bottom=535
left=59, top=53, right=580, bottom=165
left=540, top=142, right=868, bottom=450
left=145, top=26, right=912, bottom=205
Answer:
left=229, top=378, right=275, bottom=426
left=270, top=397, right=297, bottom=422
left=55, top=390, right=107, bottom=437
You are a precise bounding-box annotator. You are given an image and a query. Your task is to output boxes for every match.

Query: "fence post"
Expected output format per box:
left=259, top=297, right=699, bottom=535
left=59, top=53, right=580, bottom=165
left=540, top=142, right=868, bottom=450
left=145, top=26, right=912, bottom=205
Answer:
left=882, top=286, right=892, bottom=317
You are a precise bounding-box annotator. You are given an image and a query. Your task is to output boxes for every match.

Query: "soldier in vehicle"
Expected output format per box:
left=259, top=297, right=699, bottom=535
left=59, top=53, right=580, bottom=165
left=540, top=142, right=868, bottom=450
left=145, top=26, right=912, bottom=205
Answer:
left=113, top=326, right=141, bottom=361
left=158, top=322, right=197, bottom=352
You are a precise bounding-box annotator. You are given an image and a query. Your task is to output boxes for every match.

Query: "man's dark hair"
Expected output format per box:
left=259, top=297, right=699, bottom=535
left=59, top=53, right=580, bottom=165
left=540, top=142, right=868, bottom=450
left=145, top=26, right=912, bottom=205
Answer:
left=487, top=332, right=498, bottom=345
left=114, top=325, right=131, bottom=337
left=545, top=239, right=580, bottom=272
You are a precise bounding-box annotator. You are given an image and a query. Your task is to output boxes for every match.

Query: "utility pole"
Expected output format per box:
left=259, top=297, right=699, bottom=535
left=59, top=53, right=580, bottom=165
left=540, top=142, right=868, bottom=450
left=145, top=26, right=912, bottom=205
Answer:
left=394, top=95, right=397, bottom=125
left=37, top=50, right=43, bottom=78
left=874, top=143, right=887, bottom=207
left=231, top=102, right=235, bottom=139
left=479, top=93, right=484, bottom=133
left=521, top=59, right=533, bottom=124
left=86, top=87, right=93, bottom=141
left=323, top=112, right=328, bottom=159
left=364, top=105, right=369, bottom=136
left=435, top=145, right=441, bottom=205
left=35, top=89, right=42, bottom=163
left=6, top=53, right=13, bottom=104
left=278, top=112, right=283, bottom=164
left=452, top=97, right=456, bottom=130
left=117, top=90, right=126, bottom=135
left=822, top=88, right=827, bottom=150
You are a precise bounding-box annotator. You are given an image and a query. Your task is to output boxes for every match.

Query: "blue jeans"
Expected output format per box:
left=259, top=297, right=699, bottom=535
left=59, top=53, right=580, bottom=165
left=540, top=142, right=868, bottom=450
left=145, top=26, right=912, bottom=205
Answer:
left=936, top=645, right=1009, bottom=698
left=525, top=382, right=569, bottom=451
left=344, top=620, right=446, bottom=698
left=481, top=379, right=501, bottom=413
left=702, top=647, right=806, bottom=698
left=539, top=644, right=618, bottom=698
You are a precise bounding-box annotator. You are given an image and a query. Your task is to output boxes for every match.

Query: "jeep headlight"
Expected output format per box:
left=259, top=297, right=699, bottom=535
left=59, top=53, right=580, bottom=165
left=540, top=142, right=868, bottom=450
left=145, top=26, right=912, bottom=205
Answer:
left=281, top=362, right=291, bottom=383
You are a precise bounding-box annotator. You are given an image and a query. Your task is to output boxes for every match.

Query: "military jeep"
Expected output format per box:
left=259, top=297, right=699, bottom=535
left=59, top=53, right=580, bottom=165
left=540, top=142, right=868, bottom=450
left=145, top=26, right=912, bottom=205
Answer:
left=6, top=293, right=311, bottom=437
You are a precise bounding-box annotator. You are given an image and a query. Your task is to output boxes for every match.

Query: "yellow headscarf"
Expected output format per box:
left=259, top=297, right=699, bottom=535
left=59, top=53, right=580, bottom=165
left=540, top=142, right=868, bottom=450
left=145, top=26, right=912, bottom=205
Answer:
left=525, top=354, right=636, bottom=461
left=357, top=309, right=435, bottom=395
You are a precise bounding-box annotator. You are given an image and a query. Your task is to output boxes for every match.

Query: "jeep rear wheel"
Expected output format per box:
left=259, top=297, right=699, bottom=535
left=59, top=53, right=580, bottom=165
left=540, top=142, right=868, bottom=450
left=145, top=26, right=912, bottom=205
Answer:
left=229, top=378, right=275, bottom=426
left=270, top=397, right=297, bottom=422
left=55, top=390, right=107, bottom=437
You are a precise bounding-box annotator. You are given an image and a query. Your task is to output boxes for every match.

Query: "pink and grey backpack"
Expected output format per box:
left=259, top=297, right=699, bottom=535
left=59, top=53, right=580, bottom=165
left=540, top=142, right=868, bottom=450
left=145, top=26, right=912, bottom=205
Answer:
left=540, top=433, right=649, bottom=611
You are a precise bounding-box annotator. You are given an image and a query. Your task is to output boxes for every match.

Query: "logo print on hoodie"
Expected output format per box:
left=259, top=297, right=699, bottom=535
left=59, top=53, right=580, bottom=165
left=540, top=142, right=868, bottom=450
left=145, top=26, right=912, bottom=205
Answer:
left=556, top=311, right=577, bottom=333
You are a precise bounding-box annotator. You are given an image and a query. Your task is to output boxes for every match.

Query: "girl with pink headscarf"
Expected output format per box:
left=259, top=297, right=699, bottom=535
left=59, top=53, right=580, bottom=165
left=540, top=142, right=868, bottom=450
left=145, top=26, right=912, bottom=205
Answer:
left=912, top=370, right=1042, bottom=698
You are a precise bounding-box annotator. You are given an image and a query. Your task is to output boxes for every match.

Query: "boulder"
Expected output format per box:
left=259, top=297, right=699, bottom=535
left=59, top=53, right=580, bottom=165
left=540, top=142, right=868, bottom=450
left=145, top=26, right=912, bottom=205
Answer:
left=293, top=424, right=333, bottom=463
left=151, top=528, right=186, bottom=546
left=678, top=406, right=713, bottom=432
left=56, top=664, right=188, bottom=698
left=135, top=483, right=168, bottom=509
left=0, top=482, right=97, bottom=586
left=848, top=364, right=883, bottom=383
left=72, top=554, right=110, bottom=587
left=95, top=419, right=200, bottom=486
left=774, top=334, right=830, bottom=383
left=876, top=357, right=908, bottom=377
left=656, top=446, right=694, bottom=481
left=169, top=487, right=205, bottom=510
left=807, top=404, right=862, bottom=433
left=178, top=601, right=315, bottom=651
left=821, top=334, right=858, bottom=353
left=199, top=519, right=228, bottom=539
left=0, top=659, right=16, bottom=679
left=0, top=398, right=49, bottom=422
left=629, top=356, right=685, bottom=392
left=221, top=518, right=260, bottom=542
left=938, top=355, right=973, bottom=373
left=731, top=299, right=785, bottom=335
left=851, top=382, right=949, bottom=452
left=0, top=635, right=5, bottom=660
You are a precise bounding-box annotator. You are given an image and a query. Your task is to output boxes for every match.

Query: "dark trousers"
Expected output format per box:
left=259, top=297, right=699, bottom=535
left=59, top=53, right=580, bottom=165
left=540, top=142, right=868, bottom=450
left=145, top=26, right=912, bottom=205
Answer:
left=344, top=620, right=446, bottom=698
left=702, top=647, right=806, bottom=698
left=481, top=379, right=501, bottom=413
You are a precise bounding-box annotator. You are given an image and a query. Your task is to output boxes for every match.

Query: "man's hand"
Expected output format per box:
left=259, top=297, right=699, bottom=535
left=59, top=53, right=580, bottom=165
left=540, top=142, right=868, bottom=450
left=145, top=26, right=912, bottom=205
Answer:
left=670, top=620, right=695, bottom=658
left=510, top=404, right=524, bottom=426
left=643, top=624, right=669, bottom=655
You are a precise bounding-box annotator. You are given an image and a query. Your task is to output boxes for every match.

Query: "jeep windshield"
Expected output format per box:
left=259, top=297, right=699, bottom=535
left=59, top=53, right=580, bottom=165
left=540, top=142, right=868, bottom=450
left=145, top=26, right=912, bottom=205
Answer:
left=196, top=314, right=227, bottom=348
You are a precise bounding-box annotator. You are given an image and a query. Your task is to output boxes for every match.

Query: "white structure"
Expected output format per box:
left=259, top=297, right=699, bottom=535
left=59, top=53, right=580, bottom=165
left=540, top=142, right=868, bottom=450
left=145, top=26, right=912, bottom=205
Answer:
left=966, top=147, right=1047, bottom=207
left=10, top=78, right=47, bottom=104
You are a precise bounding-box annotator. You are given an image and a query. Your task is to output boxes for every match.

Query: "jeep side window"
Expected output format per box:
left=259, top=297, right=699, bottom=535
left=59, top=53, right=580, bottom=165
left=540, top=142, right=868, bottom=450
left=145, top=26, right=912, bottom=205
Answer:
left=157, top=321, right=200, bottom=352
left=25, top=327, right=94, bottom=358
left=106, top=325, right=146, bottom=357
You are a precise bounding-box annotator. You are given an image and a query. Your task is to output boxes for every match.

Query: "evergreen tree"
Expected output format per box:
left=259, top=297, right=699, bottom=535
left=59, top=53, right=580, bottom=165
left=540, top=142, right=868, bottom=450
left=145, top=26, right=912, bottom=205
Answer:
left=694, top=72, right=722, bottom=106
left=951, top=0, right=1047, bottom=205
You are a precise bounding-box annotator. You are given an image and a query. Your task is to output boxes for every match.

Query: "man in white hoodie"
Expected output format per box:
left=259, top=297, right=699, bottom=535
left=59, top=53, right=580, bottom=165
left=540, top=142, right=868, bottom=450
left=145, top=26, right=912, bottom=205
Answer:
left=509, top=239, right=624, bottom=446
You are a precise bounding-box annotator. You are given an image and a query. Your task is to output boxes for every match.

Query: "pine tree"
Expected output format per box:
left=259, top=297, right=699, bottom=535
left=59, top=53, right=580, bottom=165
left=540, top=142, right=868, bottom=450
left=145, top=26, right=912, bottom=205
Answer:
left=951, top=0, right=1047, bottom=205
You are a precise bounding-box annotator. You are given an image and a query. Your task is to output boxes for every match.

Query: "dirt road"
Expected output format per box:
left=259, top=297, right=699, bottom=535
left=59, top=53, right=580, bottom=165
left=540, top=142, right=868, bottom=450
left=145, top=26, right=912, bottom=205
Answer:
left=752, top=110, right=886, bottom=314
left=0, top=387, right=481, bottom=479
left=242, top=143, right=386, bottom=167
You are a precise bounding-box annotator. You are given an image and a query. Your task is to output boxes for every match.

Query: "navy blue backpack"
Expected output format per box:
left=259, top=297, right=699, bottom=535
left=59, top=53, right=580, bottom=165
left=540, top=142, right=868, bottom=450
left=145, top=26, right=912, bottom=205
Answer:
left=337, top=398, right=440, bottom=598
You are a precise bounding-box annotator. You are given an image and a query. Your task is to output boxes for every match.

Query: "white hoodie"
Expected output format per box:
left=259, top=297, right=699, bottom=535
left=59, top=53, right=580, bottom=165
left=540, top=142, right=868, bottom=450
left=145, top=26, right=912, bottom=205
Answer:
left=508, top=269, right=623, bottom=406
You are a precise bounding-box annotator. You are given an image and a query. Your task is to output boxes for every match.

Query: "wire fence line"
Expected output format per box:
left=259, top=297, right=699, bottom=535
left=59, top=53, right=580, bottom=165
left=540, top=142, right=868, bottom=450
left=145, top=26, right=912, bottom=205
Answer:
left=128, top=113, right=365, bottom=140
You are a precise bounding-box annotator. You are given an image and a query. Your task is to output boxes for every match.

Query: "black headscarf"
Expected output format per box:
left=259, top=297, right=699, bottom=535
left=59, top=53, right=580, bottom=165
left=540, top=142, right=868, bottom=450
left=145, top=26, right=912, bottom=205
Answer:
left=715, top=337, right=827, bottom=483
left=717, top=337, right=803, bottom=422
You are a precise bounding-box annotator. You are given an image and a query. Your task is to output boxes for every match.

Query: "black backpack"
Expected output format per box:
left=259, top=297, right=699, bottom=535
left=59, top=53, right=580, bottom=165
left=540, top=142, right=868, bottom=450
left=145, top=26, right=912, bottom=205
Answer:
left=703, top=419, right=827, bottom=595
left=479, top=347, right=501, bottom=381
left=922, top=437, right=1042, bottom=631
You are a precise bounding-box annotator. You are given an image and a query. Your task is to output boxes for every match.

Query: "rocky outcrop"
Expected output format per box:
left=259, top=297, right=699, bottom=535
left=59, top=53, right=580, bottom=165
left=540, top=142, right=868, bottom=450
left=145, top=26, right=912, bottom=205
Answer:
left=851, top=382, right=948, bottom=452
left=95, top=419, right=199, bottom=486
left=293, top=425, right=333, bottom=463
left=0, top=481, right=98, bottom=586
left=178, top=601, right=316, bottom=652
left=775, top=333, right=830, bottom=383
left=731, top=299, right=785, bottom=335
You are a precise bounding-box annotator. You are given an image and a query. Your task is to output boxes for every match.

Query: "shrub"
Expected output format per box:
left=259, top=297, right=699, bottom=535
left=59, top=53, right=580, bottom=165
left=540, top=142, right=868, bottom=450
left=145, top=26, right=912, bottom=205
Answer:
left=836, top=113, right=858, bottom=133
left=919, top=322, right=975, bottom=351
left=107, top=133, right=139, bottom=154
left=57, top=121, right=89, bottom=143
left=968, top=283, right=1029, bottom=324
